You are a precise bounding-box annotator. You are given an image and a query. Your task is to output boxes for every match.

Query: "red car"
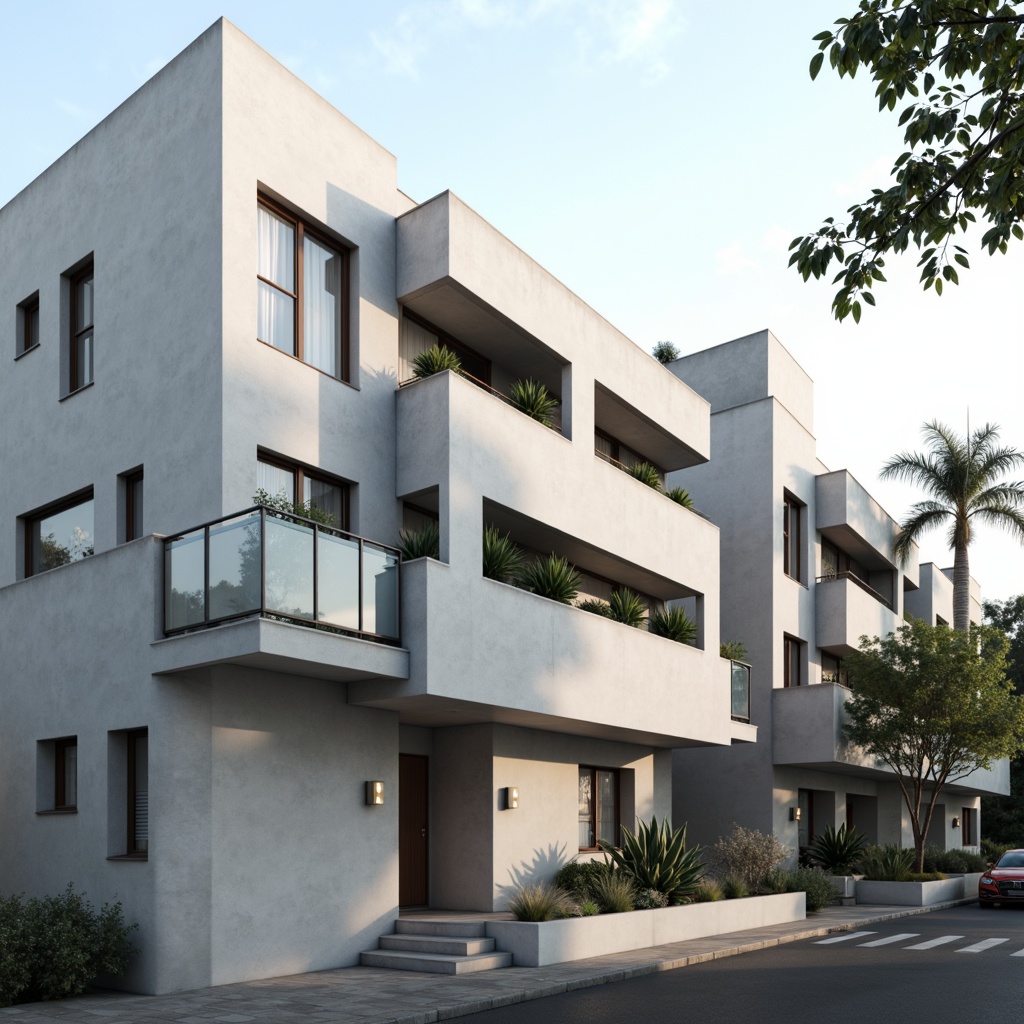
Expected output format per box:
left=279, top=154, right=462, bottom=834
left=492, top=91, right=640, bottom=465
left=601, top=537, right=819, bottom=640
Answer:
left=979, top=849, right=1024, bottom=907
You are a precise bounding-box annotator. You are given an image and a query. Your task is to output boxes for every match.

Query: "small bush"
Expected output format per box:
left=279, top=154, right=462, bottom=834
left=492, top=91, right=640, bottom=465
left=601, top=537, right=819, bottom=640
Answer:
left=253, top=488, right=335, bottom=527
left=691, top=880, right=724, bottom=903
left=982, top=838, right=1011, bottom=864
left=807, top=824, right=867, bottom=875
left=712, top=824, right=790, bottom=889
left=907, top=872, right=947, bottom=882
left=578, top=900, right=600, bottom=916
left=508, top=378, right=559, bottom=427
left=719, top=640, right=748, bottom=661
left=785, top=868, right=836, bottom=913
left=515, top=554, right=582, bottom=604
left=507, top=883, right=572, bottom=922
left=482, top=525, right=524, bottom=583
left=858, top=844, right=914, bottom=882
left=652, top=341, right=680, bottom=364
left=554, top=861, right=611, bottom=900
left=608, top=589, right=647, bottom=628
left=648, top=607, right=698, bottom=645
left=413, top=345, right=462, bottom=378
left=758, top=868, right=792, bottom=895
left=398, top=522, right=440, bottom=560
left=923, top=846, right=988, bottom=873
left=633, top=887, right=670, bottom=910
left=628, top=462, right=662, bottom=489
left=592, top=872, right=636, bottom=914
left=721, top=876, right=749, bottom=900
left=665, top=486, right=694, bottom=509
left=577, top=598, right=612, bottom=617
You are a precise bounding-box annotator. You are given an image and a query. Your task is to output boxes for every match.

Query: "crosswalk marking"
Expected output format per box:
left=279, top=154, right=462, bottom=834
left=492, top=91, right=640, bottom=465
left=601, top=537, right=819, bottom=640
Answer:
left=858, top=933, right=920, bottom=947
left=956, top=938, right=1009, bottom=954
left=904, top=935, right=964, bottom=950
left=814, top=931, right=877, bottom=944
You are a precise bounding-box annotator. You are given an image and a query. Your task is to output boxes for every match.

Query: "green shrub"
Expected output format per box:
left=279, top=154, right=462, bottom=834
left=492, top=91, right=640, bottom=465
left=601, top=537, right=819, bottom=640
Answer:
left=591, top=872, right=636, bottom=913
left=398, top=522, right=439, bottom=560
left=553, top=860, right=611, bottom=900
left=253, top=488, right=335, bottom=527
left=648, top=607, right=698, bottom=645
left=413, top=345, right=462, bottom=378
left=600, top=816, right=705, bottom=904
left=515, top=554, right=582, bottom=604
left=633, top=887, right=670, bottom=910
left=907, top=871, right=947, bottom=882
left=577, top=598, right=612, bottom=617
left=578, top=900, right=600, bottom=916
left=628, top=462, right=662, bottom=489
left=652, top=341, right=680, bottom=364
left=665, top=486, right=694, bottom=509
left=858, top=844, right=914, bottom=881
left=508, top=378, right=559, bottom=426
left=711, top=824, right=790, bottom=889
left=982, top=838, right=1011, bottom=864
left=691, top=880, right=724, bottom=903
left=923, top=846, right=988, bottom=873
left=608, top=589, right=647, bottom=628
left=807, top=824, right=867, bottom=875
left=0, top=885, right=138, bottom=1007
left=507, top=883, right=572, bottom=922
left=482, top=525, right=524, bottom=583
left=785, top=868, right=837, bottom=913
left=758, top=868, right=792, bottom=895
left=719, top=640, right=748, bottom=661
left=721, top=876, right=749, bottom=900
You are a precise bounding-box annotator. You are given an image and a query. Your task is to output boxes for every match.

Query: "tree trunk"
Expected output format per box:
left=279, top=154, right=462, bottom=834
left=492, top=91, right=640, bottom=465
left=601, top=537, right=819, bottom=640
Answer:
left=952, top=540, right=971, bottom=632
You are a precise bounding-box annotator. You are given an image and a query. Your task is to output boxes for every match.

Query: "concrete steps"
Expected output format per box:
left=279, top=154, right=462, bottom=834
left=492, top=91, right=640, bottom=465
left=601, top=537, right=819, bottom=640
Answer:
left=360, top=919, right=512, bottom=974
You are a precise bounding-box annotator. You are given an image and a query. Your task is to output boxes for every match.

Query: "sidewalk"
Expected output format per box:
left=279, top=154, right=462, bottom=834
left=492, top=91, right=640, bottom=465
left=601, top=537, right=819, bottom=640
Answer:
left=0, top=898, right=974, bottom=1024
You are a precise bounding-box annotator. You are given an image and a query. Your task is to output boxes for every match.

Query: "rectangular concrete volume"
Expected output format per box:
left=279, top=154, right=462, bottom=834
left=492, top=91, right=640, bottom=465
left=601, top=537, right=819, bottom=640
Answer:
left=360, top=920, right=513, bottom=974
left=855, top=877, right=967, bottom=906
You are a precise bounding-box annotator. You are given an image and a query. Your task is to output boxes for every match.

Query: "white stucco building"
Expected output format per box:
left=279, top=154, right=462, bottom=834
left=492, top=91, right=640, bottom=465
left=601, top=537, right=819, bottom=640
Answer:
left=667, top=330, right=1006, bottom=860
left=0, top=20, right=755, bottom=994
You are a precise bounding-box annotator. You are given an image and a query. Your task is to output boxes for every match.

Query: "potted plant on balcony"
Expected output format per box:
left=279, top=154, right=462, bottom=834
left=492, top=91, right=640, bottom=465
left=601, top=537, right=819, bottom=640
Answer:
left=398, top=522, right=439, bottom=560
left=515, top=554, right=582, bottom=604
left=482, top=525, right=524, bottom=583
left=508, top=378, right=559, bottom=428
left=649, top=606, right=698, bottom=646
left=412, top=345, right=462, bottom=379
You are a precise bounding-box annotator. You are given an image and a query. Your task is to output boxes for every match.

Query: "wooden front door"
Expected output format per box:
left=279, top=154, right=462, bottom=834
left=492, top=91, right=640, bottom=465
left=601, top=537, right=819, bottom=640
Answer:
left=399, top=754, right=429, bottom=906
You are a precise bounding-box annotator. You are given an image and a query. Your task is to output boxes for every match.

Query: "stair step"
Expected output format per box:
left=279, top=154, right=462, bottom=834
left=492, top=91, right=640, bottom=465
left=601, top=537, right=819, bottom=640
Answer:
left=380, top=934, right=496, bottom=956
left=396, top=919, right=489, bottom=938
left=360, top=949, right=512, bottom=975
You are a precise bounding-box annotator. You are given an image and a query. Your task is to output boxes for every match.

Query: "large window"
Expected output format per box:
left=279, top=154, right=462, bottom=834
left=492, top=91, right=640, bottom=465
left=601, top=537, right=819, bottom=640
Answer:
left=70, top=263, right=94, bottom=391
left=126, top=729, right=148, bottom=858
left=782, top=493, right=803, bottom=581
left=578, top=766, right=618, bottom=851
left=257, top=197, right=348, bottom=380
left=24, top=490, right=94, bottom=577
left=257, top=455, right=347, bottom=529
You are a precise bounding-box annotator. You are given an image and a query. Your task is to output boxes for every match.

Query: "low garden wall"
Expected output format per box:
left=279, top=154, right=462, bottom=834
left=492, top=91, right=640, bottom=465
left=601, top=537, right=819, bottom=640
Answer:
left=855, top=876, right=967, bottom=906
left=485, top=892, right=806, bottom=967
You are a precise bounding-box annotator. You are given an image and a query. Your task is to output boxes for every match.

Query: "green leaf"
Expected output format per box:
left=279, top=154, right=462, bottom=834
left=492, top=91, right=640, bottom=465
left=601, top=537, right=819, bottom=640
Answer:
left=809, top=52, right=825, bottom=80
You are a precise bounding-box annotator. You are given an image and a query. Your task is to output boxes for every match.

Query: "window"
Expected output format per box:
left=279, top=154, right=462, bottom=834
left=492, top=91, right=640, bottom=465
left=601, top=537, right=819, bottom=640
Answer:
left=257, top=197, right=348, bottom=380
left=962, top=807, right=976, bottom=846
left=784, top=635, right=803, bottom=687
left=126, top=729, right=148, bottom=858
left=70, top=263, right=94, bottom=391
left=257, top=455, right=348, bottom=529
left=782, top=493, right=803, bottom=581
left=17, top=293, right=40, bottom=356
left=594, top=429, right=664, bottom=482
left=123, top=468, right=144, bottom=542
left=24, top=490, right=94, bottom=577
left=578, top=766, right=618, bottom=850
left=55, top=738, right=77, bottom=810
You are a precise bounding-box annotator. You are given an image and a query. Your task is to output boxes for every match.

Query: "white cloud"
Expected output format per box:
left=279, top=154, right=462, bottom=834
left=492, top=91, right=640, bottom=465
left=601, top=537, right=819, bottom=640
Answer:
left=714, top=242, right=760, bottom=277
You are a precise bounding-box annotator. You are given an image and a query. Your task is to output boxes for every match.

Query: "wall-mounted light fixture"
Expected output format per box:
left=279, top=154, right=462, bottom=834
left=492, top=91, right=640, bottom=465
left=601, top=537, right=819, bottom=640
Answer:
left=952, top=816, right=961, bottom=829
left=790, top=807, right=802, bottom=822
left=365, top=781, right=384, bottom=806
left=502, top=786, right=519, bottom=810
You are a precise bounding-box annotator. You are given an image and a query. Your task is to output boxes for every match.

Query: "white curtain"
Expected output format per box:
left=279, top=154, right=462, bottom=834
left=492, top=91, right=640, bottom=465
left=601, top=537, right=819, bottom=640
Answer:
left=303, top=236, right=340, bottom=376
left=257, top=206, right=295, bottom=351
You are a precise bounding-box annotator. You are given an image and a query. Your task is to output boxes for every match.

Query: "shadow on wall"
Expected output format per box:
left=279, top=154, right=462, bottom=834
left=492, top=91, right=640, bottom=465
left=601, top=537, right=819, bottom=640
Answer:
left=495, top=842, right=571, bottom=907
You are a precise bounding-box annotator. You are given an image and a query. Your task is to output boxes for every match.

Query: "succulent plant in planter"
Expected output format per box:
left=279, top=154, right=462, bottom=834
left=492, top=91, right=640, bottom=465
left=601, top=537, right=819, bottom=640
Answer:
left=599, top=816, right=705, bottom=905
left=398, top=522, right=440, bottom=560
left=665, top=486, right=695, bottom=509
left=482, top=525, right=524, bottom=583
left=649, top=606, right=698, bottom=645
left=577, top=598, right=612, bottom=617
left=628, top=461, right=662, bottom=489
left=608, top=588, right=647, bottom=628
left=515, top=554, right=582, bottom=604
left=412, top=345, right=462, bottom=379
left=508, top=378, right=559, bottom=427
left=807, top=824, right=867, bottom=876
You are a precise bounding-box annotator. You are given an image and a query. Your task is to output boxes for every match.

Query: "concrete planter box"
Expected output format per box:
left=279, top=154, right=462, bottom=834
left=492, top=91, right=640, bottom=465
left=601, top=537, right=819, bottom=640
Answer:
left=855, top=876, right=966, bottom=906
left=830, top=876, right=858, bottom=899
left=485, top=892, right=805, bottom=967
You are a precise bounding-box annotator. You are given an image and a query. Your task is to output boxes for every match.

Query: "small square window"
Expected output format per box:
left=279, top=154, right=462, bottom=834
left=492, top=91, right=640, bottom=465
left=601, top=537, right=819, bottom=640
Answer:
left=17, top=293, right=40, bottom=357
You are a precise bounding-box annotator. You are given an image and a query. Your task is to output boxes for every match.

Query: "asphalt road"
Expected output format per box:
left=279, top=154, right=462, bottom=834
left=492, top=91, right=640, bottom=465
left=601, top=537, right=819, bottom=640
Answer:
left=462, top=904, right=1024, bottom=1024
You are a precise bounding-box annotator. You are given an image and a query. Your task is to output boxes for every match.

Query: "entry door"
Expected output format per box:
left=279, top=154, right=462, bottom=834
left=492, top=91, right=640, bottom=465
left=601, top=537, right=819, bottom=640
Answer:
left=399, top=754, right=429, bottom=906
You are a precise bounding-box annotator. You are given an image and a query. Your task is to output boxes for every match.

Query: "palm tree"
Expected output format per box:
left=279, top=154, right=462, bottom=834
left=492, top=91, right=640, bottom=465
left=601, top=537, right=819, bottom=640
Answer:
left=881, top=421, right=1024, bottom=631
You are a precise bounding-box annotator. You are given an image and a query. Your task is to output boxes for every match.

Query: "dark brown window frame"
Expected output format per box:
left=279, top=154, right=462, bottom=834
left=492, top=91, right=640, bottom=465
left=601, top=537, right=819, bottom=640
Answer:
left=123, top=468, right=144, bottom=542
left=594, top=427, right=663, bottom=478
left=257, top=194, right=351, bottom=382
left=578, top=765, right=620, bottom=852
left=782, top=492, right=803, bottom=582
left=17, top=292, right=40, bottom=357
left=401, top=307, right=492, bottom=386
left=23, top=487, right=95, bottom=579
left=257, top=451, right=350, bottom=531
left=69, top=261, right=94, bottom=393
left=962, top=806, right=976, bottom=846
left=126, top=728, right=148, bottom=859
left=54, top=737, right=77, bottom=811
left=784, top=634, right=803, bottom=688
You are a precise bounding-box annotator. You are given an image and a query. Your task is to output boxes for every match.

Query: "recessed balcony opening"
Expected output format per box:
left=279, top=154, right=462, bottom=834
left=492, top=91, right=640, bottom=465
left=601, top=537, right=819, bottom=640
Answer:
left=817, top=537, right=895, bottom=609
left=398, top=491, right=443, bottom=562
left=398, top=306, right=568, bottom=435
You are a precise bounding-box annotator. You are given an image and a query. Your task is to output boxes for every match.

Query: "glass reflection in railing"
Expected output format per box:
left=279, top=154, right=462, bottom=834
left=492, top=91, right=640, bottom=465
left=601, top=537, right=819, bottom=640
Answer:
left=731, top=661, right=750, bottom=722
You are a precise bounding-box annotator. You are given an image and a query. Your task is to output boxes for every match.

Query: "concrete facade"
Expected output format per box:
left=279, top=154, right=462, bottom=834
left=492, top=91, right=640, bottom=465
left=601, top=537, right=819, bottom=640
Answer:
left=667, top=330, right=1006, bottom=863
left=0, top=21, right=750, bottom=995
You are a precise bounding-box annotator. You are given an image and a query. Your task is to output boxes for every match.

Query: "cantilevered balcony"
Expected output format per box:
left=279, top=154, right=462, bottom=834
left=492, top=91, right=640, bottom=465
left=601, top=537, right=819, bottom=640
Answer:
left=816, top=573, right=900, bottom=656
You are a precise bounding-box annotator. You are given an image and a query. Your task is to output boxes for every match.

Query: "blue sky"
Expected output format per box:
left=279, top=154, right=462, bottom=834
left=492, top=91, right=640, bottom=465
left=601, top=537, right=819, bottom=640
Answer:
left=3, top=0, right=1022, bottom=602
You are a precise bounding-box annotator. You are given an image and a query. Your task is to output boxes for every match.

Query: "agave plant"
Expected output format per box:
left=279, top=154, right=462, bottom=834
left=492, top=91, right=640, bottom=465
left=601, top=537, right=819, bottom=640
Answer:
left=858, top=843, right=914, bottom=882
left=482, top=525, right=524, bottom=583
left=599, top=816, right=705, bottom=904
left=649, top=606, right=698, bottom=645
left=515, top=554, right=582, bottom=604
left=398, top=522, right=439, bottom=560
left=608, top=589, right=647, bottom=628
left=412, top=345, right=462, bottom=379
left=577, top=598, right=612, bottom=617
left=665, top=486, right=694, bottom=509
left=628, top=461, right=662, bottom=489
left=508, top=378, right=559, bottom=427
left=807, top=824, right=867, bottom=875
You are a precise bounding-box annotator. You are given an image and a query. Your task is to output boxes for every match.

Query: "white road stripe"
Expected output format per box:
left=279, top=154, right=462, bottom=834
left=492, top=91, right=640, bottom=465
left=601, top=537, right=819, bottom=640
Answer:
left=1010, top=948, right=1024, bottom=957
left=858, top=933, right=920, bottom=947
left=815, top=931, right=878, bottom=944
left=904, top=935, right=964, bottom=950
left=956, top=938, right=1009, bottom=953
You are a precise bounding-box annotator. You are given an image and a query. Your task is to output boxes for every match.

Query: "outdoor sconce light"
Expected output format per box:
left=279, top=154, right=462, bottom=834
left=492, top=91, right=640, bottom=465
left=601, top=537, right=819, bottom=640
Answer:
left=365, top=781, right=384, bottom=806
left=502, top=787, right=519, bottom=810
left=790, top=807, right=801, bottom=822
left=952, top=816, right=961, bottom=829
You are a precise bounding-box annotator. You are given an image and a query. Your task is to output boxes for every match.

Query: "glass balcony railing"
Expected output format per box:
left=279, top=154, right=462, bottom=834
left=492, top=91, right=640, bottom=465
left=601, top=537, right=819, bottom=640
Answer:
left=730, top=660, right=750, bottom=722
left=163, top=506, right=401, bottom=643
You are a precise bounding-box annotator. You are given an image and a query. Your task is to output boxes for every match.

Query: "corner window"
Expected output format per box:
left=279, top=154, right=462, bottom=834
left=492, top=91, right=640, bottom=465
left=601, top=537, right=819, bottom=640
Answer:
left=782, top=492, right=803, bottom=581
left=578, top=766, right=619, bottom=850
left=127, top=729, right=148, bottom=858
left=122, top=468, right=144, bottom=542
left=17, top=293, right=40, bottom=356
left=24, top=490, right=94, bottom=577
left=257, top=454, right=348, bottom=529
left=257, top=197, right=348, bottom=380
left=70, top=263, right=94, bottom=391
left=784, top=635, right=804, bottom=688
